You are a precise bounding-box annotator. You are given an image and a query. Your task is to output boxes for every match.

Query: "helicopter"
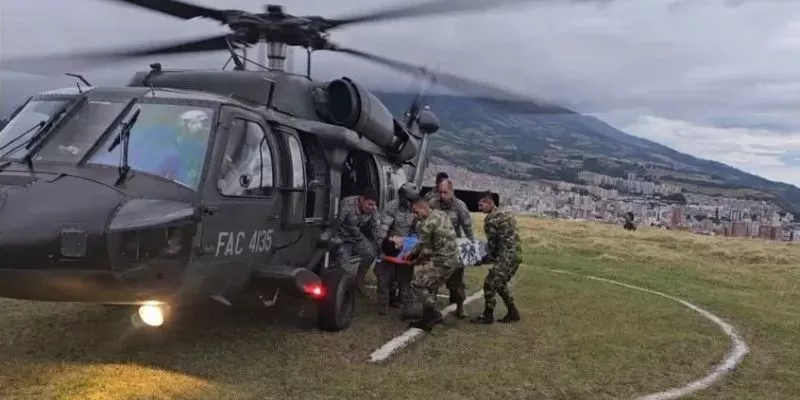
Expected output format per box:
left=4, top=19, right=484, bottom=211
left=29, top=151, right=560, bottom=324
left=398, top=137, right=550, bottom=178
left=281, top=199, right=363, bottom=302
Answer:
left=0, top=0, right=575, bottom=332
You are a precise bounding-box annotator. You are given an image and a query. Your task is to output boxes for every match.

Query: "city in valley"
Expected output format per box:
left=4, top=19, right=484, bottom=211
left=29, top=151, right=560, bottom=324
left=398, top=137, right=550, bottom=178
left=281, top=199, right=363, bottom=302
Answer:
left=426, top=161, right=800, bottom=242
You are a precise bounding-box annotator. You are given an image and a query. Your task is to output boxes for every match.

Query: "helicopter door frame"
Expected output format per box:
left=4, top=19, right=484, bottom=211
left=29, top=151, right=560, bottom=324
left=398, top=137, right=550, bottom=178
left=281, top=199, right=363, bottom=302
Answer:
left=273, top=125, right=307, bottom=230
left=196, top=105, right=283, bottom=284
left=295, top=131, right=331, bottom=226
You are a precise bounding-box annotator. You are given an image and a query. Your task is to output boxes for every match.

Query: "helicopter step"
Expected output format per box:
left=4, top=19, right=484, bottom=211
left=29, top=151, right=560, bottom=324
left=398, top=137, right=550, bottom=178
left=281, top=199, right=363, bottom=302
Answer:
left=250, top=256, right=356, bottom=332
left=250, top=265, right=323, bottom=298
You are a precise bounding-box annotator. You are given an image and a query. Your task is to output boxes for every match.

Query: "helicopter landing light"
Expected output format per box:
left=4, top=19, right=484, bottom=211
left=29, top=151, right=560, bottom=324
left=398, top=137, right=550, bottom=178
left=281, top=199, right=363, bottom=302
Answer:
left=137, top=302, right=165, bottom=327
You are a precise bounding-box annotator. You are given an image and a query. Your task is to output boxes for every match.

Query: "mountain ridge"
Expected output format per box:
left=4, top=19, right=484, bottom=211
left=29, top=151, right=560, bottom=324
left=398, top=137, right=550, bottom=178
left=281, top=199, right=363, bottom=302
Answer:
left=2, top=78, right=798, bottom=213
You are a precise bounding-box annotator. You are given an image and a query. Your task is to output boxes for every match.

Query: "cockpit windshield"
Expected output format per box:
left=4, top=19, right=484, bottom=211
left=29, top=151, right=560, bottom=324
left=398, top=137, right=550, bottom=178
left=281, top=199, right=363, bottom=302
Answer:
left=34, top=100, right=128, bottom=163
left=0, top=98, right=74, bottom=160
left=26, top=99, right=215, bottom=191
left=86, top=103, right=215, bottom=190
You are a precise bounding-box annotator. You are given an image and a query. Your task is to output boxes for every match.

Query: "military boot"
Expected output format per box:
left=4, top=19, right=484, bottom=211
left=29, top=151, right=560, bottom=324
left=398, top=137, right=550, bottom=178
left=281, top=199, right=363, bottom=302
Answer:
left=498, top=304, right=520, bottom=323
left=389, top=290, right=402, bottom=309
left=470, top=308, right=494, bottom=324
left=400, top=304, right=419, bottom=320
left=377, top=304, right=389, bottom=315
left=409, top=306, right=443, bottom=332
left=454, top=301, right=467, bottom=319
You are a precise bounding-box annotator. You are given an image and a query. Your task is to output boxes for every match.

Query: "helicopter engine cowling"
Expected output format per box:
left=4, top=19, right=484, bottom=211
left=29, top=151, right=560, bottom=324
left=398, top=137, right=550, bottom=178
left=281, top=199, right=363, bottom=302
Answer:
left=317, top=77, right=413, bottom=157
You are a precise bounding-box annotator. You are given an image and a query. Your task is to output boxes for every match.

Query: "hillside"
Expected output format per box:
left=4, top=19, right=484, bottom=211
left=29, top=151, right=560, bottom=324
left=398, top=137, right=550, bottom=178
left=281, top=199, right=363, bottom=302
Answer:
left=2, top=78, right=799, bottom=213
left=375, top=92, right=800, bottom=214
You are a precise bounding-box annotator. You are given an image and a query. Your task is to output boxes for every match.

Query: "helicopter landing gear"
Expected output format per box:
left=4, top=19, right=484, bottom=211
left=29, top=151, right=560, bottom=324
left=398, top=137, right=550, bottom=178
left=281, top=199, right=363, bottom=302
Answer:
left=316, top=268, right=356, bottom=332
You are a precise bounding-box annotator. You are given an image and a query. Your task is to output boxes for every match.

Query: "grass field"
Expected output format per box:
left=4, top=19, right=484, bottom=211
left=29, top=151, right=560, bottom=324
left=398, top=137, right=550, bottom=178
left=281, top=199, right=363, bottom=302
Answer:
left=1, top=216, right=799, bottom=399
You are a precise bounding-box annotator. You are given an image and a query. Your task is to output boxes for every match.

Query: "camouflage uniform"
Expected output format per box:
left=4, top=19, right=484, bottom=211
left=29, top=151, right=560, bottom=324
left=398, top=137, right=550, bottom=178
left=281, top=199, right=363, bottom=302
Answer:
left=429, top=196, right=473, bottom=317
left=331, top=196, right=381, bottom=286
left=423, top=191, right=438, bottom=202
left=375, top=198, right=417, bottom=316
left=407, top=209, right=462, bottom=330
left=429, top=197, right=474, bottom=240
left=474, top=206, right=522, bottom=324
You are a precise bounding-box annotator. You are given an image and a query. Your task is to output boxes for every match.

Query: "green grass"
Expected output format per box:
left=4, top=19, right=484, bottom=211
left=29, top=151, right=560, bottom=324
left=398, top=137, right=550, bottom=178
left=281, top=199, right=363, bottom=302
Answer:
left=1, top=216, right=798, bottom=399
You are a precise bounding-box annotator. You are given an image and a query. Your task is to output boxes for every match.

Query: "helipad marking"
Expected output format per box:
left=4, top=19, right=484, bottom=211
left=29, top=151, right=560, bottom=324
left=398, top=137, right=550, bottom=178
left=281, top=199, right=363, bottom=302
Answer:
left=367, top=289, right=485, bottom=363
left=545, top=268, right=749, bottom=400
left=368, top=267, right=749, bottom=400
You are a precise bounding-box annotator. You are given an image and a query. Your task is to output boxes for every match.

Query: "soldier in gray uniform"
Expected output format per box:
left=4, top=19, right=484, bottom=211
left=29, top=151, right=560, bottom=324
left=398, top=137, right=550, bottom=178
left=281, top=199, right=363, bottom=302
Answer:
left=424, top=172, right=449, bottom=202
left=331, top=188, right=381, bottom=296
left=376, top=183, right=420, bottom=318
left=429, top=178, right=474, bottom=318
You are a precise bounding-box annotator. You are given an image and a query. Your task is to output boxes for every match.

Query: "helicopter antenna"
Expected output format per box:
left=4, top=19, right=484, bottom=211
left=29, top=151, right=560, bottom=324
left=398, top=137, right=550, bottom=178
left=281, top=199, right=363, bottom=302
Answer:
left=64, top=73, right=91, bottom=87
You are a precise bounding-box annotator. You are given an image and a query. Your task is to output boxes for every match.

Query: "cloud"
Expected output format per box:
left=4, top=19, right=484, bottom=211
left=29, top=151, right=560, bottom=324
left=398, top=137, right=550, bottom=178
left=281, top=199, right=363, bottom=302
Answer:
left=619, top=115, right=800, bottom=187
left=4, top=0, right=800, bottom=187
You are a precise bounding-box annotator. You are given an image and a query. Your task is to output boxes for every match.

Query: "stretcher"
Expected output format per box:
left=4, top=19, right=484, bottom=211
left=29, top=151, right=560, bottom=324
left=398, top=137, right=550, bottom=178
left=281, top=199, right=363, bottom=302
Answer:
left=377, top=234, right=488, bottom=267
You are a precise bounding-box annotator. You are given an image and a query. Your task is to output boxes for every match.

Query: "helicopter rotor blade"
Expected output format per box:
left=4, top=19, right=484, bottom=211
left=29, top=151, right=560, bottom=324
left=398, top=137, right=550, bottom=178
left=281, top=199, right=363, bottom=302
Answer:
left=327, top=44, right=576, bottom=115
left=1, top=34, right=235, bottom=76
left=322, top=0, right=550, bottom=30
left=101, top=0, right=227, bottom=22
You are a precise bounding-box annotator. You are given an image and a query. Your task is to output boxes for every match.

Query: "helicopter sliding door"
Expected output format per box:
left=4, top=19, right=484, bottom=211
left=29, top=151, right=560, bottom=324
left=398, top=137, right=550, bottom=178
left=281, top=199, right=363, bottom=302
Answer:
left=196, top=106, right=283, bottom=291
left=275, top=127, right=306, bottom=228
left=297, top=132, right=330, bottom=224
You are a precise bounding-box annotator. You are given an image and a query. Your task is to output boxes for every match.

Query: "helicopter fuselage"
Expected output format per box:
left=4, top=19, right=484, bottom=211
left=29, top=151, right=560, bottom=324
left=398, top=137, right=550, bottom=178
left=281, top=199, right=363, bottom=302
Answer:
left=0, top=71, right=421, bottom=314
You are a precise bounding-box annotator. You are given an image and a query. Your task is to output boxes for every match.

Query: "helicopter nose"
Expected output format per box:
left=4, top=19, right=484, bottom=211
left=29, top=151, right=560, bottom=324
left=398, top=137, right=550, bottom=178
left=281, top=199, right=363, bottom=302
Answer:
left=0, top=173, right=124, bottom=270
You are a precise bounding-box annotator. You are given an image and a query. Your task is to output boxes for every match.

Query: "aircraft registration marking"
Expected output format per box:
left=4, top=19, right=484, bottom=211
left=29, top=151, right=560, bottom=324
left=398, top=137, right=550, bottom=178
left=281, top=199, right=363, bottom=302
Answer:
left=215, top=229, right=274, bottom=256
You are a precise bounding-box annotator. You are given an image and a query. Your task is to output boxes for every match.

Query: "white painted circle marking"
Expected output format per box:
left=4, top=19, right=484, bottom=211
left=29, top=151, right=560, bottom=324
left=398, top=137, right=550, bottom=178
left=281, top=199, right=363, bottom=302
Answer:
left=367, top=267, right=750, bottom=400
left=546, top=268, right=749, bottom=400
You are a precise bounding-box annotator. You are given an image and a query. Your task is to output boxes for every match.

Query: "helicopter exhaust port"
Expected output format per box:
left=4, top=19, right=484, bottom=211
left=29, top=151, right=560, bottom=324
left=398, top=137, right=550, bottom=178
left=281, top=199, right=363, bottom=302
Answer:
left=131, top=301, right=169, bottom=328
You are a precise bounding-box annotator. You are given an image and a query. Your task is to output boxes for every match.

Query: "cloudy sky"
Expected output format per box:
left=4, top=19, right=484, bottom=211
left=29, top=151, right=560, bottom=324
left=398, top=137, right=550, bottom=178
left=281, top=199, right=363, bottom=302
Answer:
left=3, top=0, right=800, bottom=186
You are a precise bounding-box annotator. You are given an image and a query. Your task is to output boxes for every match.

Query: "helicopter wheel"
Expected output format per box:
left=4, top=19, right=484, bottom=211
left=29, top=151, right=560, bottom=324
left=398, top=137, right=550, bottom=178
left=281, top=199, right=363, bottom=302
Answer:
left=316, top=268, right=356, bottom=332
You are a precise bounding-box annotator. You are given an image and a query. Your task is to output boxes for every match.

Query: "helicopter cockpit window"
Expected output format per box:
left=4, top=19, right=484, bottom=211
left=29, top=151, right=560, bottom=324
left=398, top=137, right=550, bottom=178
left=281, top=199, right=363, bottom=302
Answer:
left=0, top=98, right=74, bottom=160
left=84, top=103, right=215, bottom=190
left=218, top=119, right=274, bottom=197
left=35, top=100, right=127, bottom=163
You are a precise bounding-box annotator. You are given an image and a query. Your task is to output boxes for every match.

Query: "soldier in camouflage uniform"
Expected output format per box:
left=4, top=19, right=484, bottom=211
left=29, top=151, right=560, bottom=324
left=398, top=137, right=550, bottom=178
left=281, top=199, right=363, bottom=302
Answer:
left=376, top=183, right=420, bottom=318
left=471, top=191, right=522, bottom=324
left=429, top=179, right=473, bottom=318
left=402, top=198, right=463, bottom=332
left=331, top=188, right=381, bottom=296
left=423, top=172, right=449, bottom=202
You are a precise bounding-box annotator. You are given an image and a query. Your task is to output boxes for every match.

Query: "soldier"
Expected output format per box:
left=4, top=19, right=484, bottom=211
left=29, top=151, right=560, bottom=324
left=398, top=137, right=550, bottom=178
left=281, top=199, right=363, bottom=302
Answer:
left=471, top=191, right=522, bottom=324
left=423, top=172, right=449, bottom=202
left=402, top=198, right=462, bottom=332
left=429, top=178, right=473, bottom=318
left=331, top=188, right=381, bottom=296
left=376, top=183, right=420, bottom=318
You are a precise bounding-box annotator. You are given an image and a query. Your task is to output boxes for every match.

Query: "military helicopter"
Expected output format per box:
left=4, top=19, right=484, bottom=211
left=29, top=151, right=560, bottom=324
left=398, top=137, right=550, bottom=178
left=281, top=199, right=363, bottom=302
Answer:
left=0, top=0, right=574, bottom=332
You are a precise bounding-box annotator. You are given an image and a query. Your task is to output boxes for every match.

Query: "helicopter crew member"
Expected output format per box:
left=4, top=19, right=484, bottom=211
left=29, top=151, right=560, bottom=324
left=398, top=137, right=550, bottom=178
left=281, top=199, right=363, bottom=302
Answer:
left=471, top=191, right=522, bottom=324
left=429, top=178, right=473, bottom=318
left=333, top=188, right=381, bottom=296
left=424, top=172, right=450, bottom=202
left=377, top=183, right=420, bottom=318
left=402, top=198, right=462, bottom=332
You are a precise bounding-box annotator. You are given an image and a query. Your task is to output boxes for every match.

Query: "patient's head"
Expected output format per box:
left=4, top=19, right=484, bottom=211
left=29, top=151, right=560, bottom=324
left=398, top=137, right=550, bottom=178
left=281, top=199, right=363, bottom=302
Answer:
left=381, top=235, right=403, bottom=257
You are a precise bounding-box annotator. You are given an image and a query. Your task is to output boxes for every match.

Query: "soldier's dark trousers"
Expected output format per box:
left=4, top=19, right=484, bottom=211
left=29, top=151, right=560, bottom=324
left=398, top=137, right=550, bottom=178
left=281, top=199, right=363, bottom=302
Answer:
left=483, top=261, right=520, bottom=311
left=376, top=261, right=414, bottom=313
left=330, top=240, right=377, bottom=294
left=445, top=266, right=466, bottom=305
